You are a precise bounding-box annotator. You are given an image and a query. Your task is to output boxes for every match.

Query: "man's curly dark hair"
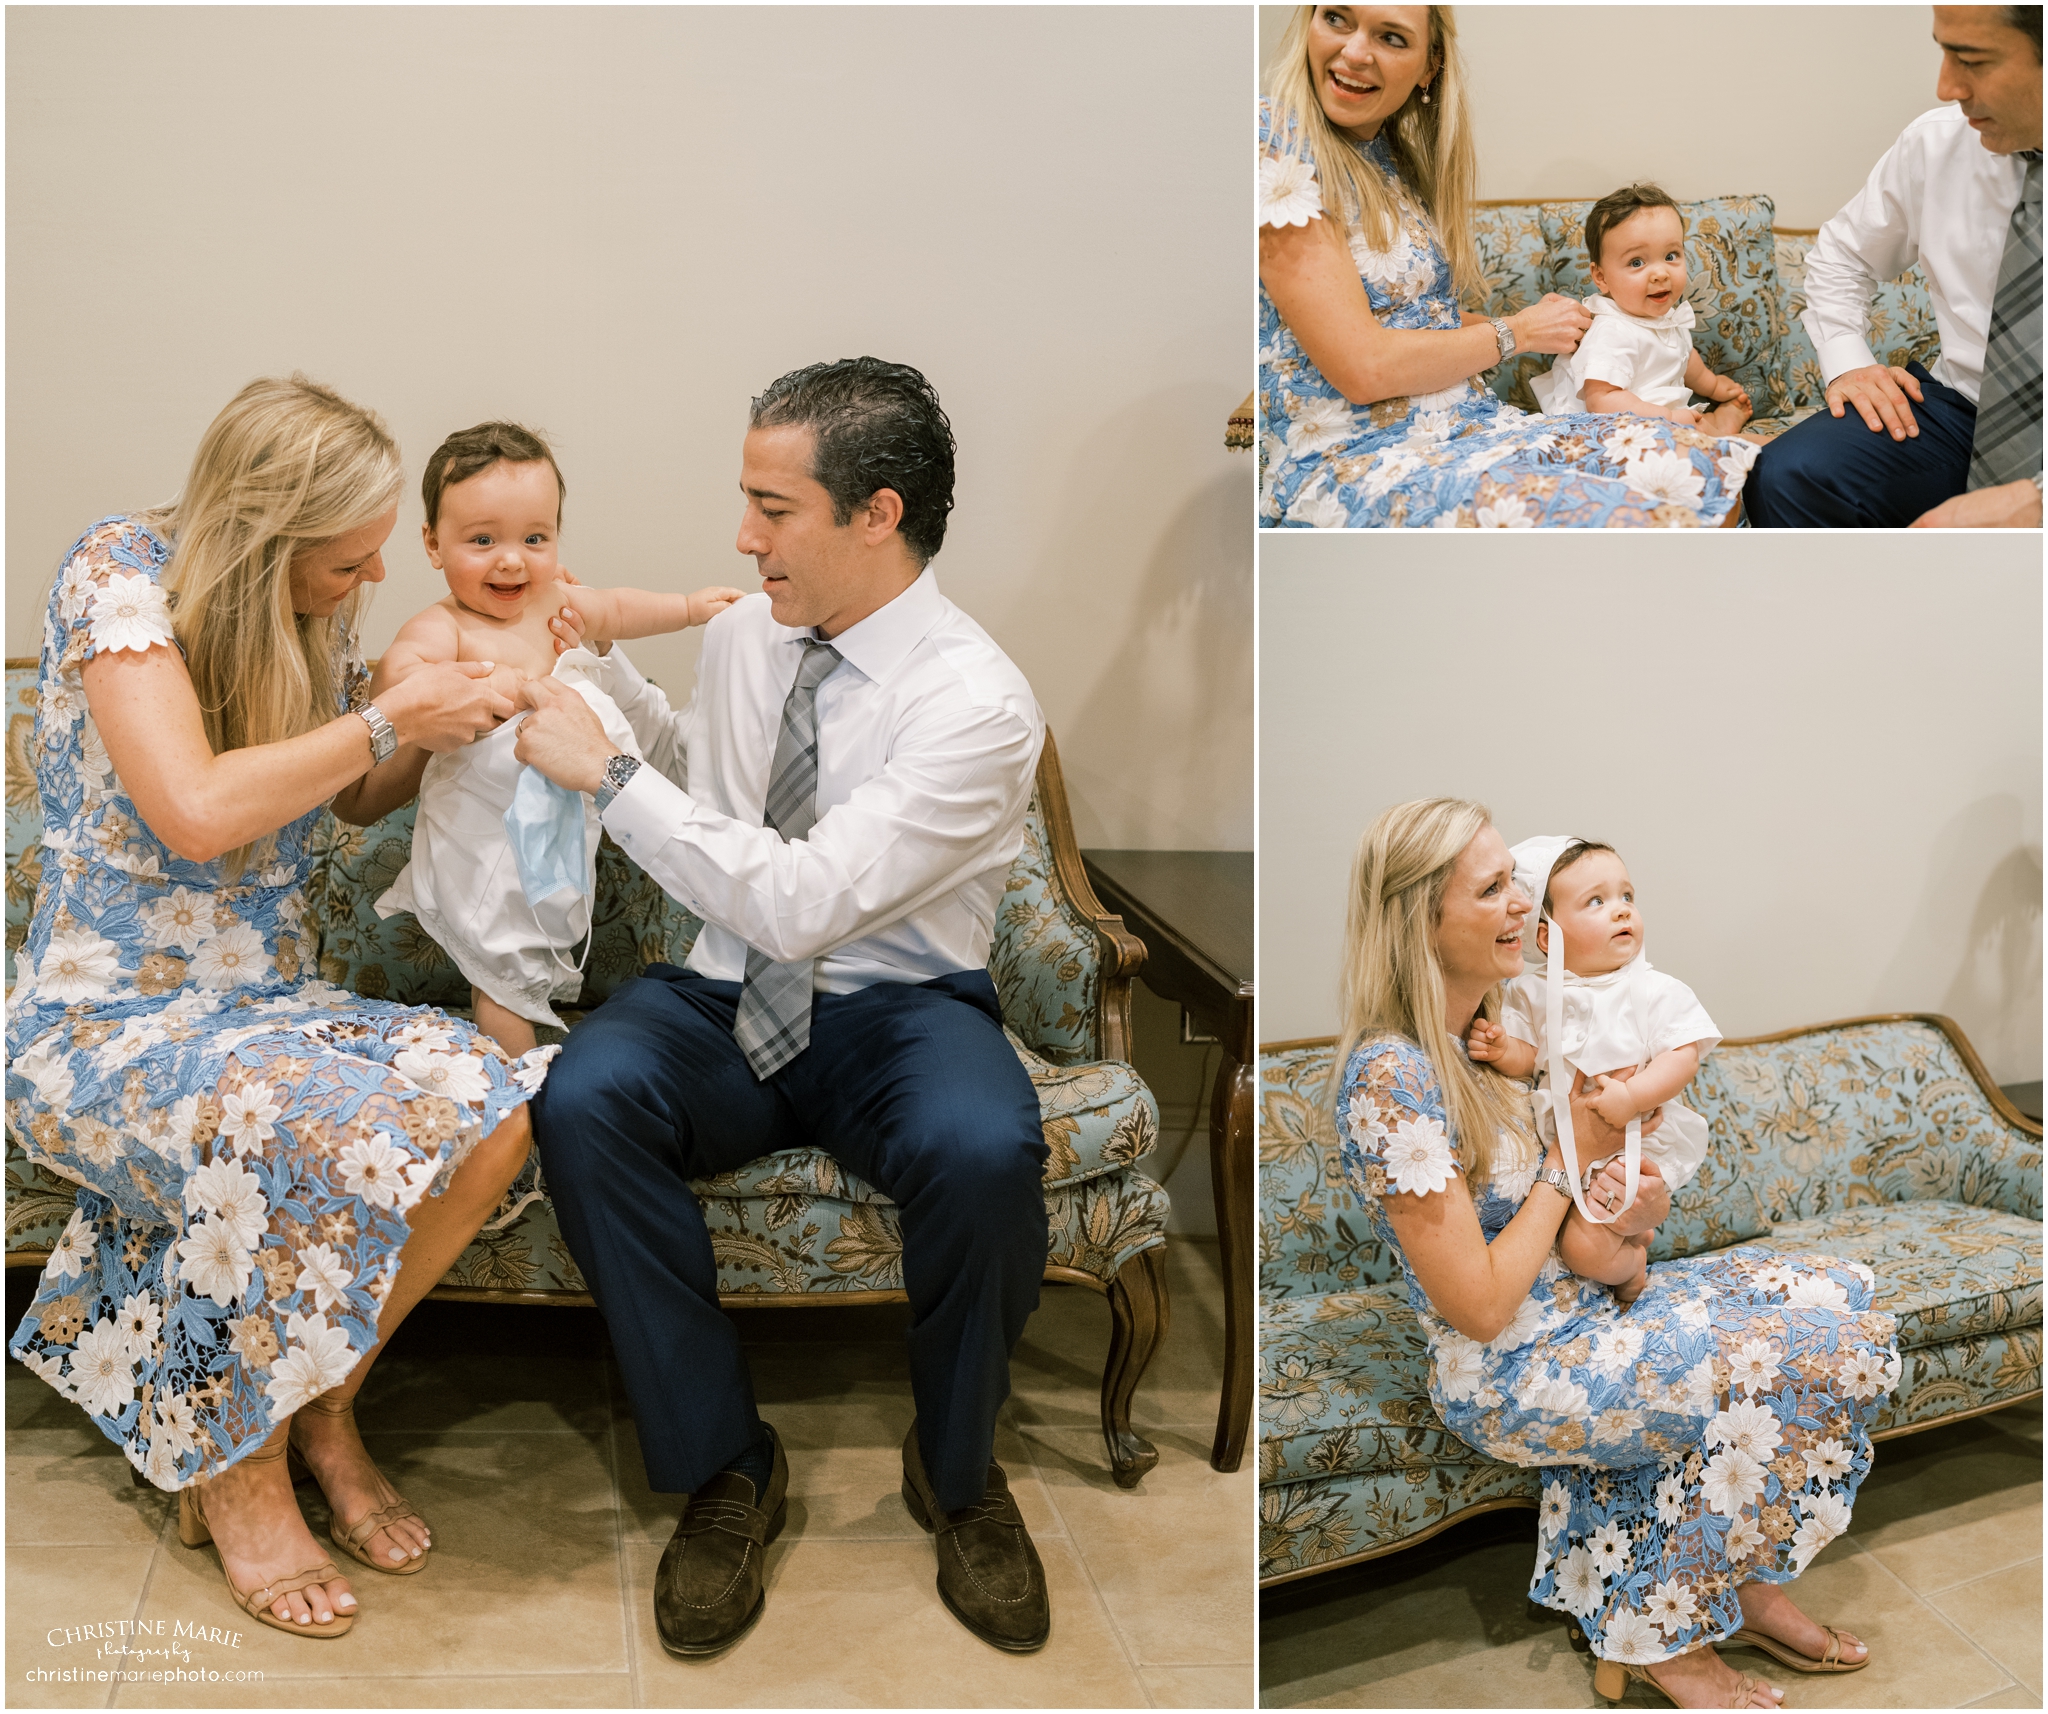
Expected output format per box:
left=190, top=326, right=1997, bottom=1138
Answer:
left=749, top=358, right=956, bottom=565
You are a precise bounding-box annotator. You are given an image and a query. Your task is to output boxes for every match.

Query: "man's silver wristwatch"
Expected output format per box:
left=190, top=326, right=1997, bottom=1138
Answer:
left=1488, top=316, right=1517, bottom=368
left=594, top=753, right=641, bottom=814
left=357, top=703, right=397, bottom=765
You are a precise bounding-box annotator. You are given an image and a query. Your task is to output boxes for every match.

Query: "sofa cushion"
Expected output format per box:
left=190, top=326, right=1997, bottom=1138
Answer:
left=1541, top=194, right=1796, bottom=422
left=1260, top=1041, right=1407, bottom=1298
left=1774, top=232, right=1940, bottom=410
left=1749, top=1201, right=2041, bottom=1352
left=1261, top=1289, right=1467, bottom=1488
left=1656, top=1019, right=2044, bottom=1263
left=1472, top=202, right=1557, bottom=411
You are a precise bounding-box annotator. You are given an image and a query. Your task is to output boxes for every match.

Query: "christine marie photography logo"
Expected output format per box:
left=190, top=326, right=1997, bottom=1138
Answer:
left=26, top=1618, right=264, bottom=1689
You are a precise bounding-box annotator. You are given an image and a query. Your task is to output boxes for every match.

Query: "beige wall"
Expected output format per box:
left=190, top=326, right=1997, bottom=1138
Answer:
left=6, top=6, right=1252, bottom=855
left=6, top=6, right=1251, bottom=1234
left=1260, top=5, right=1950, bottom=228
left=1259, top=535, right=2043, bottom=1086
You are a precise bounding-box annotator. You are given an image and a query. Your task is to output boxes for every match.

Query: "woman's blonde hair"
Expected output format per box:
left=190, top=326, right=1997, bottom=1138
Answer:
left=144, top=374, right=402, bottom=876
left=1264, top=4, right=1481, bottom=305
left=1330, top=796, right=1531, bottom=1184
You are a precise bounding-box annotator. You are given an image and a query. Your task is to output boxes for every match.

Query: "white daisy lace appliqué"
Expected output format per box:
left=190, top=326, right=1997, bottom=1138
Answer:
left=1259, top=153, right=1324, bottom=228
left=1381, top=1112, right=1458, bottom=1196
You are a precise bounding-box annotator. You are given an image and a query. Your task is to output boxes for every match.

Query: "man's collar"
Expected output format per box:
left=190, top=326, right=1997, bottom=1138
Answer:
left=775, top=567, right=943, bottom=684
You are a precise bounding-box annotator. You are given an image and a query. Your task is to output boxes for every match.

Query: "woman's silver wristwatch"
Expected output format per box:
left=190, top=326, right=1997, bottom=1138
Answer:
left=1489, top=316, right=1516, bottom=368
left=357, top=703, right=397, bottom=765
left=1537, top=1165, right=1576, bottom=1201
left=594, top=753, right=641, bottom=814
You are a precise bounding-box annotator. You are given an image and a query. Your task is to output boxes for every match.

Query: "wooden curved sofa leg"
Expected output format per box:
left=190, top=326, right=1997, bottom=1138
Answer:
left=1102, top=1244, right=1171, bottom=1488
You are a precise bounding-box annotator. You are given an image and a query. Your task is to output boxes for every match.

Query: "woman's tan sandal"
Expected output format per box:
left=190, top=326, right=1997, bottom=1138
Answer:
left=330, top=1499, right=432, bottom=1575
left=1593, top=1656, right=1784, bottom=1707
left=291, top=1394, right=431, bottom=1576
left=1728, top=1625, right=1867, bottom=1673
left=176, top=1453, right=353, bottom=1638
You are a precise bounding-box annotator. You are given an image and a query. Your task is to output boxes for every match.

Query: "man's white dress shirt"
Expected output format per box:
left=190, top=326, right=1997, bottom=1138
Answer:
left=593, top=570, right=1045, bottom=994
left=1802, top=103, right=2032, bottom=402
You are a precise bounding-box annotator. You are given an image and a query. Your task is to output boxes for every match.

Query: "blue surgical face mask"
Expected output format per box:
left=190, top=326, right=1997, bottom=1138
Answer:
left=503, top=764, right=587, bottom=909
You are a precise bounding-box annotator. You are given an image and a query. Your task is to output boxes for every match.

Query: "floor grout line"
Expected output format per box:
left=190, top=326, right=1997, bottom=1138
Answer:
left=600, top=1361, right=648, bottom=1710
left=1918, top=1550, right=2044, bottom=1599
left=1835, top=1530, right=2024, bottom=1701
left=1006, top=1397, right=1157, bottom=1706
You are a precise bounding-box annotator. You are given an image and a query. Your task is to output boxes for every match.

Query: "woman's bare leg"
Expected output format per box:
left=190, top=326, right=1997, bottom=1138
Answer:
left=186, top=1419, right=357, bottom=1628
left=1736, top=1579, right=1868, bottom=1665
left=1639, top=1641, right=1784, bottom=1707
left=287, top=1105, right=535, bottom=1567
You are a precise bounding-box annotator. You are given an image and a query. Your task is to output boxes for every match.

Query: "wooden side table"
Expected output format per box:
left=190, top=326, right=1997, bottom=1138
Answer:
left=1080, top=849, right=1253, bottom=1472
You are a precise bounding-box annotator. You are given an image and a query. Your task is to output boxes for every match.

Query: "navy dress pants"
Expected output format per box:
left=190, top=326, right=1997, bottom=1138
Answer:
left=530, top=965, right=1047, bottom=1512
left=1746, top=361, right=1975, bottom=527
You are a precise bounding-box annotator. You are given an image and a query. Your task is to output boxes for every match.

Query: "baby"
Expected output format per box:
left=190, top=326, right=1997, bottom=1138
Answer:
left=1530, top=183, right=1755, bottom=437
left=369, top=421, right=743, bottom=1056
left=1465, top=837, right=1719, bottom=1306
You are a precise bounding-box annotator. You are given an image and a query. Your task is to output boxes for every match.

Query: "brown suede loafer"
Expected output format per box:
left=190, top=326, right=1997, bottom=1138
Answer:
left=900, top=1423, right=1049, bottom=1653
left=654, top=1424, right=788, bottom=1658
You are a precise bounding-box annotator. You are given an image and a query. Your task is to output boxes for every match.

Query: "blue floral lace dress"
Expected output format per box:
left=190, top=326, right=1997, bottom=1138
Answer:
left=1257, top=101, right=1758, bottom=528
left=1340, top=1035, right=1900, bottom=1665
left=6, top=517, right=551, bottom=1490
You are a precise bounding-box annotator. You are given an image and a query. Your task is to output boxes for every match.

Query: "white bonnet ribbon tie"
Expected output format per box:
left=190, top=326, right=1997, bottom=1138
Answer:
left=1545, top=911, right=1639, bottom=1225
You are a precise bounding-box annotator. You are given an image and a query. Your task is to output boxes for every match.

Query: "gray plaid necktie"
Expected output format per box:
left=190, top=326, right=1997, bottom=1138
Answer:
left=1969, top=149, right=2042, bottom=490
left=733, top=638, right=842, bottom=1080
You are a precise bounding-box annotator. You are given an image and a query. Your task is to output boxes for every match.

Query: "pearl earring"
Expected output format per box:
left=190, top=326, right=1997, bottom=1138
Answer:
left=1421, top=83, right=1431, bottom=104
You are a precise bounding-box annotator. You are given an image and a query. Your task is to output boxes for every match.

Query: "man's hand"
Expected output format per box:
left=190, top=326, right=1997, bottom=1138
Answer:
left=512, top=675, right=617, bottom=795
left=1910, top=478, right=2044, bottom=528
left=1826, top=363, right=1923, bottom=439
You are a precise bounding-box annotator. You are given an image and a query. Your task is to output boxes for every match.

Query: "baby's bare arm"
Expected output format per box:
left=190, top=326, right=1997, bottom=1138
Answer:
left=368, top=605, right=462, bottom=698
left=1492, top=1035, right=1537, bottom=1079
left=1599, top=1044, right=1702, bottom=1119
left=560, top=583, right=748, bottom=644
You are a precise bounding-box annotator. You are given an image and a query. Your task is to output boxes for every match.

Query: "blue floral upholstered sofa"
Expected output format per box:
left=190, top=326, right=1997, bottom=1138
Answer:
left=1471, top=194, right=1939, bottom=439
left=1258, top=1015, right=2042, bottom=1584
left=4, top=660, right=1173, bottom=1488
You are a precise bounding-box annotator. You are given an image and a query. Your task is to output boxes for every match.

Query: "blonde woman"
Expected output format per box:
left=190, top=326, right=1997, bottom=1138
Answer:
left=8, top=377, right=551, bottom=1638
left=1333, top=800, right=1895, bottom=1706
left=1257, top=5, right=1756, bottom=527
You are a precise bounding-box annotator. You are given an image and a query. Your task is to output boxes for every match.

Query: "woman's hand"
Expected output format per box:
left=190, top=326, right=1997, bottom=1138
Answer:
left=375, top=660, right=517, bottom=753
left=1507, top=293, right=1593, bottom=356
left=1592, top=1157, right=1669, bottom=1237
left=550, top=569, right=600, bottom=658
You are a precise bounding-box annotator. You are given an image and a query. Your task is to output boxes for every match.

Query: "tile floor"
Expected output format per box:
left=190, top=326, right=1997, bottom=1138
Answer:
left=1260, top=1396, right=2042, bottom=1709
left=8, top=1239, right=1252, bottom=1708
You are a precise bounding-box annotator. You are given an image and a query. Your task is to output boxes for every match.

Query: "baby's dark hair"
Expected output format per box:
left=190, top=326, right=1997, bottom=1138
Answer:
left=421, top=421, right=565, bottom=532
left=1584, top=184, right=1684, bottom=270
left=1541, top=840, right=1619, bottom=916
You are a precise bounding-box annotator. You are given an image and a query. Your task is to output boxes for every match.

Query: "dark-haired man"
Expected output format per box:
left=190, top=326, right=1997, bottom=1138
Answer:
left=516, top=359, right=1054, bottom=1656
left=1747, top=5, right=2041, bottom=527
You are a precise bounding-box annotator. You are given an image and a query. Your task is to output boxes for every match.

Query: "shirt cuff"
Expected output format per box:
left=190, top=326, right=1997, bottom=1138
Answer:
left=1815, top=331, right=1881, bottom=389
left=597, top=762, right=707, bottom=917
